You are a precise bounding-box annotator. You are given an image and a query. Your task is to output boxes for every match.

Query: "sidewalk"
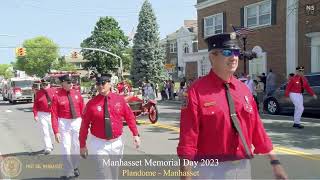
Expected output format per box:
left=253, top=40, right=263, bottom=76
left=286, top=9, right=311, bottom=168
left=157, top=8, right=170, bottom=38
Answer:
left=158, top=99, right=320, bottom=123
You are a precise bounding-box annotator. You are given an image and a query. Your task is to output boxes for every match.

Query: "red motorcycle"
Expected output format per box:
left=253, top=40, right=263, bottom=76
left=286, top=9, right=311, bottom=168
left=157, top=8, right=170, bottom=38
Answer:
left=125, top=95, right=158, bottom=124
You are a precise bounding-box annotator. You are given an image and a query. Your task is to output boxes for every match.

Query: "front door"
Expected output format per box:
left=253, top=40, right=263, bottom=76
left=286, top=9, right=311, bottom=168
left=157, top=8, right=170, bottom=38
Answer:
left=185, top=62, right=198, bottom=80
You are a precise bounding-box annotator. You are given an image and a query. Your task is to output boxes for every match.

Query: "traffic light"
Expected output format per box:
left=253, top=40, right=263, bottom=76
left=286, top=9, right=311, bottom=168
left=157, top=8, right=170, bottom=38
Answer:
left=71, top=51, right=78, bottom=59
left=16, top=47, right=26, bottom=57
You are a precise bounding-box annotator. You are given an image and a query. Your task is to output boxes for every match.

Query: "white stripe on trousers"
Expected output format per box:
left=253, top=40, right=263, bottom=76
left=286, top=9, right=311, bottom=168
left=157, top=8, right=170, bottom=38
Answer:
left=59, top=117, right=82, bottom=176
left=88, top=135, right=124, bottom=180
left=289, top=92, right=304, bottom=124
left=38, top=112, right=54, bottom=151
left=195, top=159, right=251, bottom=179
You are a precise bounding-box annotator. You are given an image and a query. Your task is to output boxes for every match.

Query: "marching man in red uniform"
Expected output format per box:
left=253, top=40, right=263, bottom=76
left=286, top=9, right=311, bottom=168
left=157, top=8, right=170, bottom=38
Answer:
left=33, top=79, right=55, bottom=155
left=285, top=66, right=317, bottom=129
left=177, top=33, right=288, bottom=179
left=79, top=74, right=140, bottom=179
left=51, top=74, right=84, bottom=179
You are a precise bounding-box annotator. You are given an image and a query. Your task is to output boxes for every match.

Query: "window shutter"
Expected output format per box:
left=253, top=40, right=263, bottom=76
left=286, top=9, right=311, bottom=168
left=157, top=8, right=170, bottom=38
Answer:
left=240, top=7, right=244, bottom=27
left=271, top=0, right=277, bottom=25
left=223, top=12, right=227, bottom=32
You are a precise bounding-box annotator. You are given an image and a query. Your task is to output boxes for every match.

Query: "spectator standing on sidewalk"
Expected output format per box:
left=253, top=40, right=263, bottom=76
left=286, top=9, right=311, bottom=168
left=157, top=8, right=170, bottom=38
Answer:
left=260, top=73, right=267, bottom=92
left=266, top=69, right=276, bottom=96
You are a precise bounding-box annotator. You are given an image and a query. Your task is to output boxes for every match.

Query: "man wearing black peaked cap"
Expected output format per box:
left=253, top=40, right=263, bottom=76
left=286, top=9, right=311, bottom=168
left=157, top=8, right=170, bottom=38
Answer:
left=285, top=66, right=317, bottom=129
left=33, top=78, right=55, bottom=155
left=80, top=73, right=140, bottom=179
left=51, top=74, right=84, bottom=179
left=177, top=33, right=288, bottom=179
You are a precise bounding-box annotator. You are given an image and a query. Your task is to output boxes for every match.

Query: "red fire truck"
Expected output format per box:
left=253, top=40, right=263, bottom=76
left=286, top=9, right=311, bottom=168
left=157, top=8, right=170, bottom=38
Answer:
left=44, top=71, right=81, bottom=92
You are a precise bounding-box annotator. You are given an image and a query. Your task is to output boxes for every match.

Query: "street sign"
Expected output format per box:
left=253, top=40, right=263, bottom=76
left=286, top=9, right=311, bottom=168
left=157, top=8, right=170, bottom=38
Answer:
left=165, top=64, right=175, bottom=69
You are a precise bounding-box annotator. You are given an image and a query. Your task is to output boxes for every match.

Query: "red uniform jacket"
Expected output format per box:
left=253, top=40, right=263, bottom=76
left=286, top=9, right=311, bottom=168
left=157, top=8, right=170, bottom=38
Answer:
left=33, top=88, right=55, bottom=117
left=177, top=70, right=273, bottom=161
left=285, top=75, right=315, bottom=97
left=51, top=89, right=84, bottom=134
left=79, top=93, right=138, bottom=148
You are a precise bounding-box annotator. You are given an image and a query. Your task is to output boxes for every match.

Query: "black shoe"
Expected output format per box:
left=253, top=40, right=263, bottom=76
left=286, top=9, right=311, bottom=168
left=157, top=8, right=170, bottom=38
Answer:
left=74, top=168, right=80, bottom=177
left=43, top=149, right=52, bottom=155
left=293, top=124, right=304, bottom=129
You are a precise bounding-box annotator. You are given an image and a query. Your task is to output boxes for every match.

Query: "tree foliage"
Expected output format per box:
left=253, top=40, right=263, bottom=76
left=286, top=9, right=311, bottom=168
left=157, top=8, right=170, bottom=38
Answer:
left=15, top=36, right=59, bottom=77
left=130, top=0, right=167, bottom=86
left=81, top=17, right=129, bottom=74
left=52, top=56, right=77, bottom=71
left=0, top=64, right=14, bottom=79
left=122, top=48, right=133, bottom=72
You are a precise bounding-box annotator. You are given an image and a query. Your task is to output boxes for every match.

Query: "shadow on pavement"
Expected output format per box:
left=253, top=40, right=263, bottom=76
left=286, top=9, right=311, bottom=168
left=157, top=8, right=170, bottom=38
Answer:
left=263, top=120, right=320, bottom=149
left=15, top=107, right=33, bottom=112
left=2, top=150, right=48, bottom=157
left=144, top=126, right=179, bottom=135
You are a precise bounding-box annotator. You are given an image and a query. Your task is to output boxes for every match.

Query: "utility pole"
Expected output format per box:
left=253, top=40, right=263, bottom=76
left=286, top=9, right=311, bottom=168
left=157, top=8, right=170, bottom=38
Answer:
left=79, top=47, right=123, bottom=80
left=243, top=36, right=247, bottom=75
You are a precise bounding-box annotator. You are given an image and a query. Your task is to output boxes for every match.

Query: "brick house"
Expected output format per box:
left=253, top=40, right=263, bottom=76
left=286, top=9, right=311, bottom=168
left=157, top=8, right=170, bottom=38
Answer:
left=194, top=0, right=320, bottom=85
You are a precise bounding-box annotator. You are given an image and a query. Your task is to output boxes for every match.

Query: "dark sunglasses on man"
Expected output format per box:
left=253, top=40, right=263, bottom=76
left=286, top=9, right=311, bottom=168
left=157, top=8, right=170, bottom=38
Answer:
left=66, top=80, right=72, bottom=84
left=219, top=49, right=241, bottom=57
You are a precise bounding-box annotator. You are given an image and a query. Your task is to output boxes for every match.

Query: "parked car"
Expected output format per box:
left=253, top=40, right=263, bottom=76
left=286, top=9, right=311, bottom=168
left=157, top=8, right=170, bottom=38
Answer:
left=263, top=72, right=320, bottom=114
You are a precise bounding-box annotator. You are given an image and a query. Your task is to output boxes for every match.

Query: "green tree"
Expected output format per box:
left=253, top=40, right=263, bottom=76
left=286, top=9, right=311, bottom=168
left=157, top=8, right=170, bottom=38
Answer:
left=0, top=64, right=14, bottom=79
left=130, top=0, right=167, bottom=86
left=15, top=36, right=59, bottom=77
left=81, top=17, right=129, bottom=74
left=122, top=48, right=133, bottom=73
left=52, top=56, right=77, bottom=71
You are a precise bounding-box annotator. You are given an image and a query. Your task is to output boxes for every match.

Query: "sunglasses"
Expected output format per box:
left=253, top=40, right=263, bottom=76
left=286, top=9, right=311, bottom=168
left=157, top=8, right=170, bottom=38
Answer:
left=96, top=81, right=110, bottom=86
left=219, top=49, right=241, bottom=57
left=66, top=81, right=72, bottom=84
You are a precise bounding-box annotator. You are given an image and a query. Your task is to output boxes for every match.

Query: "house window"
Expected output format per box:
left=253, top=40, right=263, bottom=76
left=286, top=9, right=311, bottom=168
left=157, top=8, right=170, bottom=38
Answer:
left=204, top=13, right=223, bottom=37
left=201, top=57, right=210, bottom=76
left=192, top=41, right=198, bottom=53
left=170, top=42, right=177, bottom=53
left=183, top=43, right=189, bottom=54
left=245, top=0, right=271, bottom=28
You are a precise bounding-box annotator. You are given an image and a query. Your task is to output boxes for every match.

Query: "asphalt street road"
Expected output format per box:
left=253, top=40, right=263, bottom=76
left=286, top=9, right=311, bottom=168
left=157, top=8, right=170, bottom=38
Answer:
left=0, top=96, right=319, bottom=179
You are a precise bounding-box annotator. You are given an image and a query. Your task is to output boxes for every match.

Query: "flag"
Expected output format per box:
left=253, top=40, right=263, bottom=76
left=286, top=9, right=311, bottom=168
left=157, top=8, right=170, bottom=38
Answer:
left=232, top=25, right=254, bottom=35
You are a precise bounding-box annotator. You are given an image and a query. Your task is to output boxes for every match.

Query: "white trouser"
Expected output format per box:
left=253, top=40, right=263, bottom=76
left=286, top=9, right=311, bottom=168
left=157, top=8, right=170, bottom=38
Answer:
left=38, top=112, right=54, bottom=151
left=195, top=159, right=251, bottom=179
left=88, top=135, right=124, bottom=180
left=59, top=117, right=82, bottom=176
left=289, top=93, right=304, bottom=124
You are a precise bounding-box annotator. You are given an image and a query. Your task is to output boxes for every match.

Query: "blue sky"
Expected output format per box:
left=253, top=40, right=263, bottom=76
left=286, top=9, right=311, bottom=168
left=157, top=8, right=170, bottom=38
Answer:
left=0, top=0, right=197, bottom=64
